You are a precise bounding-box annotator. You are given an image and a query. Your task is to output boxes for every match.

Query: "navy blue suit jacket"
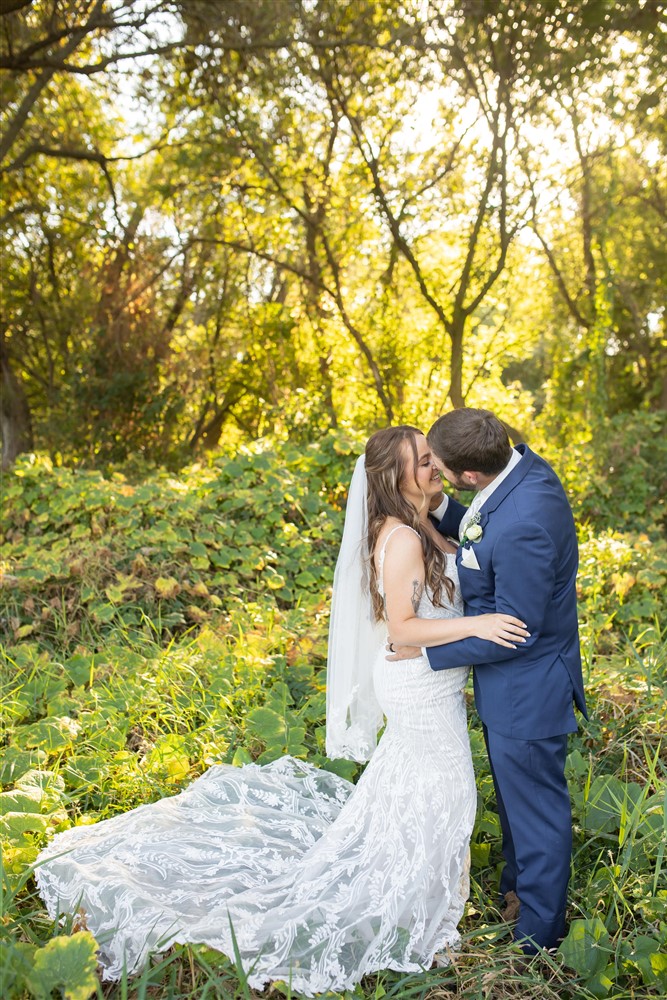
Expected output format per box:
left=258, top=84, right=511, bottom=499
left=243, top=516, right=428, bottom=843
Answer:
left=428, top=444, right=587, bottom=740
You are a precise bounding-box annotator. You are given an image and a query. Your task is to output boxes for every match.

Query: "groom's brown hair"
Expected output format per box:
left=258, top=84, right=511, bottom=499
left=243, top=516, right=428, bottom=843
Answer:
left=428, top=408, right=512, bottom=475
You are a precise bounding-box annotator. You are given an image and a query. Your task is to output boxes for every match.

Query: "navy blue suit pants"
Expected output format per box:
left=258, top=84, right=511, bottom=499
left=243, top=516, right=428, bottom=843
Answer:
left=483, top=725, right=571, bottom=952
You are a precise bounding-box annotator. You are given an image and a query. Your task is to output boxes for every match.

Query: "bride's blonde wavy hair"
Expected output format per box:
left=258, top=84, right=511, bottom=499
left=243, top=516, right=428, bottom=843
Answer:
left=364, top=425, right=455, bottom=623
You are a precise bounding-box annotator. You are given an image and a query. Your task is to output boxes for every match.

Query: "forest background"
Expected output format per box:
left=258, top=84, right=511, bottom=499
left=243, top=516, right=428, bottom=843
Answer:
left=1, top=2, right=666, bottom=999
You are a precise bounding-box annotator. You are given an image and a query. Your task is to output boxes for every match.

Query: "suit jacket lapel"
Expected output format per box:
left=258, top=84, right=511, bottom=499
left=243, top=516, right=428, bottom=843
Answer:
left=479, top=444, right=533, bottom=524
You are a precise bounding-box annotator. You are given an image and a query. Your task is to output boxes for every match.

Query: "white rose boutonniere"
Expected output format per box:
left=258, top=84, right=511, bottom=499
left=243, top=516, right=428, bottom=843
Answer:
left=461, top=513, right=483, bottom=545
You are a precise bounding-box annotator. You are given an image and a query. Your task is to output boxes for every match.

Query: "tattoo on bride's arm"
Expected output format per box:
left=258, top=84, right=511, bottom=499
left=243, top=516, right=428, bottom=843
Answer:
left=411, top=580, right=423, bottom=614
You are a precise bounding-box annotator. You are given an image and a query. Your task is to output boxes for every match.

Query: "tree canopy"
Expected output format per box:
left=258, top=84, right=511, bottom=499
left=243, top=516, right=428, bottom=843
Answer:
left=1, top=0, right=665, bottom=467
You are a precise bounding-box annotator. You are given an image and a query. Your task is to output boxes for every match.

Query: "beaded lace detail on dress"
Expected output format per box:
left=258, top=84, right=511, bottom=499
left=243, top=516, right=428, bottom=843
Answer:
left=36, top=537, right=475, bottom=997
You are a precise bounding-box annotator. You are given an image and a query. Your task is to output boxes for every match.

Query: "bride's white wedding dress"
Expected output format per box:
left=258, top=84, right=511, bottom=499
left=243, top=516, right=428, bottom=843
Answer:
left=36, top=534, right=476, bottom=996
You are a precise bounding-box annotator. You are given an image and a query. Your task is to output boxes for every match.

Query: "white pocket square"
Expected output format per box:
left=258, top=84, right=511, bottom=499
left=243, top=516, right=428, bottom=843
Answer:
left=460, top=546, right=481, bottom=570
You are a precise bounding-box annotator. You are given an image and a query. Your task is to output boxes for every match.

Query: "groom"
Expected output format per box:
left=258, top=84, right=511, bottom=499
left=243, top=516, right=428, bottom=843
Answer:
left=393, top=408, right=586, bottom=953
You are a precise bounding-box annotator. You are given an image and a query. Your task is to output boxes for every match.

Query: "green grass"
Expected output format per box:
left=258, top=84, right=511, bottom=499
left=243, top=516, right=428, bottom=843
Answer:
left=1, top=443, right=665, bottom=999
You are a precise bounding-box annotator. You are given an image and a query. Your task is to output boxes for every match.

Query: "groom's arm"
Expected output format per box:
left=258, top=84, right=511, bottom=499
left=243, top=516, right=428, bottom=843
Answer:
left=427, top=521, right=558, bottom=670
left=430, top=494, right=467, bottom=538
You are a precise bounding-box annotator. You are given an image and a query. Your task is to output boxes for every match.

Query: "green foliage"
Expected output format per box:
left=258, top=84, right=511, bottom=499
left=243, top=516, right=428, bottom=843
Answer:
left=576, top=528, right=667, bottom=653
left=0, top=432, right=360, bottom=650
left=545, top=411, right=667, bottom=536
left=2, top=2, right=666, bottom=996
left=2, top=1, right=665, bottom=465
left=1, top=441, right=666, bottom=999
left=558, top=917, right=613, bottom=988
left=27, top=932, right=99, bottom=1000
left=1, top=930, right=100, bottom=1000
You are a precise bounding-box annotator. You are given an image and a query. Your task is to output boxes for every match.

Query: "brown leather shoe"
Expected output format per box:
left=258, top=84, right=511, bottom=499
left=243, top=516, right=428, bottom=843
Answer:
left=501, top=890, right=521, bottom=923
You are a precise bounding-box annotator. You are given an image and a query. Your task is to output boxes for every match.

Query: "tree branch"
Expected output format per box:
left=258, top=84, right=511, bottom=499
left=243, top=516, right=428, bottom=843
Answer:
left=318, top=229, right=394, bottom=421
left=454, top=103, right=503, bottom=315
left=335, top=90, right=453, bottom=337
left=0, top=0, right=106, bottom=164
left=531, top=220, right=590, bottom=330
left=568, top=101, right=598, bottom=320
left=0, top=42, right=181, bottom=75
left=1, top=132, right=189, bottom=175
left=195, top=234, right=393, bottom=420
left=0, top=0, right=36, bottom=15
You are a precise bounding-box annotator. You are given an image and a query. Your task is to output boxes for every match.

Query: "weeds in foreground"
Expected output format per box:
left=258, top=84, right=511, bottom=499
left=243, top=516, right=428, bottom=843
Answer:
left=1, top=448, right=665, bottom=998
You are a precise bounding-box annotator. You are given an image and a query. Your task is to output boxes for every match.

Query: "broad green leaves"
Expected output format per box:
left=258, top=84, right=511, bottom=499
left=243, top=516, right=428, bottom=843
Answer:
left=26, top=932, right=99, bottom=1000
left=1, top=438, right=351, bottom=650
left=582, top=775, right=644, bottom=836
left=15, top=717, right=81, bottom=753
left=622, top=935, right=667, bottom=992
left=146, top=734, right=192, bottom=784
left=559, top=918, right=614, bottom=990
left=0, top=748, right=47, bottom=786
left=559, top=921, right=667, bottom=996
left=245, top=682, right=308, bottom=763
left=1, top=438, right=666, bottom=1000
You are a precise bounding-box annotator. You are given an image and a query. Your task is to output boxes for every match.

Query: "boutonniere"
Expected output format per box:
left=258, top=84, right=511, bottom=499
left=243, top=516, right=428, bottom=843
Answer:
left=461, top=512, right=483, bottom=545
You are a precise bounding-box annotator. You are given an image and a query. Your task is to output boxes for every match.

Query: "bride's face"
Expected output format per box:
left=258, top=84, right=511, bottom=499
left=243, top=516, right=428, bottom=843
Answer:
left=399, top=434, right=442, bottom=511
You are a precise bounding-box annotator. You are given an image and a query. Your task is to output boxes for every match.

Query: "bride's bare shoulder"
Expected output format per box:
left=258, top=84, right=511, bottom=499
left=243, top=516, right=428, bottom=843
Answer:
left=374, top=518, right=420, bottom=556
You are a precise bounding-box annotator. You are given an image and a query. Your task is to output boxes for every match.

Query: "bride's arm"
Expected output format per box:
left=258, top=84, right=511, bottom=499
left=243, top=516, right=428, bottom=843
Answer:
left=380, top=530, right=529, bottom=649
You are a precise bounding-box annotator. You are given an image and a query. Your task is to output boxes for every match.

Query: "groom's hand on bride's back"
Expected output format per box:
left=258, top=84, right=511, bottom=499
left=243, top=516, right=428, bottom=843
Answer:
left=386, top=642, right=422, bottom=661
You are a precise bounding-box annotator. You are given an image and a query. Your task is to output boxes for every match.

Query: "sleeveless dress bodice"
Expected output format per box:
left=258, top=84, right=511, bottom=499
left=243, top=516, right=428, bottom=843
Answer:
left=375, top=525, right=470, bottom=708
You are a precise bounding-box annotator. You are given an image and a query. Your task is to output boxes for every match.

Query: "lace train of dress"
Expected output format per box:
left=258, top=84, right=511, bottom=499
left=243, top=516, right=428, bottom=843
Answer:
left=35, top=553, right=475, bottom=996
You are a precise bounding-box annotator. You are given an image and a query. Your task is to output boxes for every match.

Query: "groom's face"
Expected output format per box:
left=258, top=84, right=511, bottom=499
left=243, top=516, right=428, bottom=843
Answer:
left=431, top=454, right=477, bottom=492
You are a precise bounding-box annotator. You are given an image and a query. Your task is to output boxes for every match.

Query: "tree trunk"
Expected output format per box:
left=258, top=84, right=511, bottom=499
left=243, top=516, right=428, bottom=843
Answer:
left=1, top=334, right=33, bottom=468
left=319, top=352, right=338, bottom=428
left=448, top=315, right=465, bottom=408
left=656, top=366, right=667, bottom=411
left=190, top=383, right=248, bottom=452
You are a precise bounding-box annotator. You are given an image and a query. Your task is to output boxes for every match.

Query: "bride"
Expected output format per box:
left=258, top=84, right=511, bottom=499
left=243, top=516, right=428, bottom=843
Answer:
left=35, top=425, right=529, bottom=996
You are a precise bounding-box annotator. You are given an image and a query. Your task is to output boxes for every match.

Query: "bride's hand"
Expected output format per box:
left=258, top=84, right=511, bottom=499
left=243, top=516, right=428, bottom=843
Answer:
left=473, top=614, right=530, bottom=648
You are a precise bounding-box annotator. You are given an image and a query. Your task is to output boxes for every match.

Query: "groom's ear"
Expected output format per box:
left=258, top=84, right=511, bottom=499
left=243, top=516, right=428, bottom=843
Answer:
left=462, top=471, right=481, bottom=488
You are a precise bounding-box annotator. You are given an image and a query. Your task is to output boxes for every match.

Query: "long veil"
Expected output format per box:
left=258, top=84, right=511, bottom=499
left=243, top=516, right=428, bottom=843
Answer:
left=325, top=455, right=386, bottom=761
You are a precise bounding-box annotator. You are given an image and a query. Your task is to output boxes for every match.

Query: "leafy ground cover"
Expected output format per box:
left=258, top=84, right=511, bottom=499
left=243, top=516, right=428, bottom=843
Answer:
left=1, top=434, right=665, bottom=999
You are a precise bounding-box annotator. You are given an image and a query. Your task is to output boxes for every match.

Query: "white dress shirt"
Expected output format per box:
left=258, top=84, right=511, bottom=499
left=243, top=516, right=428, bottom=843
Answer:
left=419, top=447, right=523, bottom=657
left=458, top=447, right=522, bottom=538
